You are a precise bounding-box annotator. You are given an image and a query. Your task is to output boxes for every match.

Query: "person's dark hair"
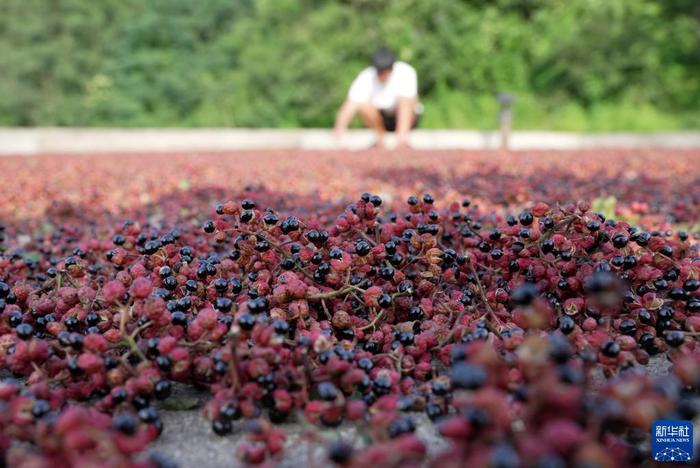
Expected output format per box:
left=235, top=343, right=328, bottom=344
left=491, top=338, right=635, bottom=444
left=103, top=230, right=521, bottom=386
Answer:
left=372, top=48, right=396, bottom=72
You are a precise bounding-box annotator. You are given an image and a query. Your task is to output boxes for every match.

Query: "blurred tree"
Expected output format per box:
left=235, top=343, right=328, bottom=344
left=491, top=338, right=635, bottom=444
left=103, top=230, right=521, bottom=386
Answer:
left=0, top=0, right=697, bottom=130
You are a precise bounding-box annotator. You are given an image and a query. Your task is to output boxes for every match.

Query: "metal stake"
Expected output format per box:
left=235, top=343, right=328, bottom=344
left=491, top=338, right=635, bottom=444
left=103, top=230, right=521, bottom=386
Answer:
left=497, top=93, right=514, bottom=150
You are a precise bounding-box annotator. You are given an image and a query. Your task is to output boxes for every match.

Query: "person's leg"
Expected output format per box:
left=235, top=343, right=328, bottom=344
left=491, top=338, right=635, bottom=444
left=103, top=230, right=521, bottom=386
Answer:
left=357, top=103, right=387, bottom=147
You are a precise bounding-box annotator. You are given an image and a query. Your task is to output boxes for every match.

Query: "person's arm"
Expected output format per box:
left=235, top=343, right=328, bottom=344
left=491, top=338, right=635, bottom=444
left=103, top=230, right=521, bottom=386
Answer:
left=395, top=64, right=418, bottom=147
left=395, top=97, right=414, bottom=145
left=334, top=100, right=359, bottom=139
left=335, top=69, right=371, bottom=139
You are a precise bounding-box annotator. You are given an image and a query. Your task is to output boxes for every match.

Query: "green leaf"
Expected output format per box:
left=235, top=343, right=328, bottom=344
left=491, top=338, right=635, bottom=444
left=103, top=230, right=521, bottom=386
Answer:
left=23, top=251, right=42, bottom=263
left=591, top=196, right=617, bottom=220
left=158, top=397, right=200, bottom=411
left=178, top=179, right=191, bottom=191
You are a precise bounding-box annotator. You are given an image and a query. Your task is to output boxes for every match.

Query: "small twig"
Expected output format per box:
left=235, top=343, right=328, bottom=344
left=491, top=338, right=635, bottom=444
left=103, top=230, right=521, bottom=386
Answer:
left=228, top=330, right=242, bottom=390
left=31, top=362, right=44, bottom=376
left=130, top=320, right=152, bottom=339
left=482, top=318, right=502, bottom=336
left=653, top=251, right=681, bottom=269
left=370, top=352, right=400, bottom=362
left=61, top=271, right=80, bottom=288
left=468, top=263, right=494, bottom=315
left=353, top=227, right=376, bottom=246
left=307, top=286, right=354, bottom=300
left=436, top=309, right=468, bottom=348
left=117, top=303, right=147, bottom=362
left=349, top=291, right=364, bottom=306
left=321, top=299, right=331, bottom=320
left=359, top=309, right=384, bottom=331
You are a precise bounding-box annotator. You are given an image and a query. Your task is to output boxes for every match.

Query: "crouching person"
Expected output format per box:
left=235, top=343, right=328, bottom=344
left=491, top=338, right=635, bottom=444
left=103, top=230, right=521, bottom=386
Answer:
left=334, top=48, right=421, bottom=149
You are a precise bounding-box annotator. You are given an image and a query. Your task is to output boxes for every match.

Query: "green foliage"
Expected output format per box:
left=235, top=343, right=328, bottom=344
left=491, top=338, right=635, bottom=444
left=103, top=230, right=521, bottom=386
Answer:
left=0, top=0, right=698, bottom=130
left=591, top=196, right=618, bottom=221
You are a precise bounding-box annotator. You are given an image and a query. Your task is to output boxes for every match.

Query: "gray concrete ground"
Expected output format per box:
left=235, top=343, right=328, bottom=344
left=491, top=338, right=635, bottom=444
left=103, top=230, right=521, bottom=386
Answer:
left=145, top=355, right=673, bottom=467
left=2, top=128, right=700, bottom=155
left=145, top=380, right=449, bottom=467
left=0, top=350, right=684, bottom=467
left=148, top=407, right=447, bottom=468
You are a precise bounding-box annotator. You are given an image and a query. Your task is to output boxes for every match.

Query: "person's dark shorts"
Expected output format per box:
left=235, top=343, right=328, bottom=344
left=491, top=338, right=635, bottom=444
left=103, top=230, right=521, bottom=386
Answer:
left=380, top=108, right=421, bottom=132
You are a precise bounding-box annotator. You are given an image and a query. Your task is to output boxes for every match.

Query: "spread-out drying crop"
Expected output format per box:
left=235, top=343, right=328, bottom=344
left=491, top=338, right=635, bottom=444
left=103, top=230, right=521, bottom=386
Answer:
left=1, top=150, right=698, bottom=467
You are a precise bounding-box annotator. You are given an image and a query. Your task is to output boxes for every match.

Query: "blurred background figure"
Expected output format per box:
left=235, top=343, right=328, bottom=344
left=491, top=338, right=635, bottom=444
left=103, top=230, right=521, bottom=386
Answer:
left=334, top=48, right=421, bottom=149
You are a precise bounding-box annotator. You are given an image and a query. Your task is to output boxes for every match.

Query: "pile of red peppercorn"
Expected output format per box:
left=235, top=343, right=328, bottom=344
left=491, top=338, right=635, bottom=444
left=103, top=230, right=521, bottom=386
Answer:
left=1, top=151, right=699, bottom=467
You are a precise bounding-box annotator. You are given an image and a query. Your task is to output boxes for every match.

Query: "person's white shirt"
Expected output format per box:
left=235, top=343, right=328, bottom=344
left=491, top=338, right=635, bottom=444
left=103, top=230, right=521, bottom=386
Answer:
left=347, top=61, right=418, bottom=112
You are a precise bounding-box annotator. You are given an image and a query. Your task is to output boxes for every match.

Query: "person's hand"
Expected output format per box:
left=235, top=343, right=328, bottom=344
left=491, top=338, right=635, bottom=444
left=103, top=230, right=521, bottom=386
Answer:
left=369, top=138, right=387, bottom=150
left=332, top=128, right=346, bottom=149
left=394, top=133, right=410, bottom=150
